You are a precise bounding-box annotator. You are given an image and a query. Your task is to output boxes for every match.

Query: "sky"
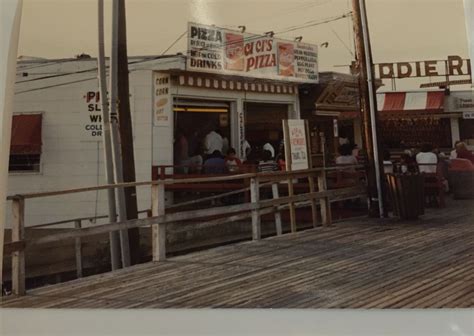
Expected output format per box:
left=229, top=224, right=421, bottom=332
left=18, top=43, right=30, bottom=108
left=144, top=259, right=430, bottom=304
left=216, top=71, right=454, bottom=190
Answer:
left=17, top=0, right=470, bottom=89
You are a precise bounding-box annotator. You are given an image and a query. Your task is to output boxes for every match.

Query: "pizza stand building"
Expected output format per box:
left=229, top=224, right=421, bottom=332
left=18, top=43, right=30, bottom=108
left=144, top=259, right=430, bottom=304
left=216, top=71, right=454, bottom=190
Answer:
left=7, top=23, right=320, bottom=229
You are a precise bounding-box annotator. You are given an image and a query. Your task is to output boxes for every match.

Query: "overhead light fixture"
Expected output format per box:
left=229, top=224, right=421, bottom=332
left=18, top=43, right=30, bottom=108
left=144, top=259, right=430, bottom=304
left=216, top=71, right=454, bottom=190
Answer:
left=320, top=42, right=329, bottom=48
left=264, top=31, right=275, bottom=38
left=238, top=25, right=246, bottom=33
left=294, top=36, right=303, bottom=42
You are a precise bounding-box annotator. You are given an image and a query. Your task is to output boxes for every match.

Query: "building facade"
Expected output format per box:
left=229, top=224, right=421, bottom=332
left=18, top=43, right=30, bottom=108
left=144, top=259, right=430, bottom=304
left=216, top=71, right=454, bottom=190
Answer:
left=8, top=55, right=301, bottom=227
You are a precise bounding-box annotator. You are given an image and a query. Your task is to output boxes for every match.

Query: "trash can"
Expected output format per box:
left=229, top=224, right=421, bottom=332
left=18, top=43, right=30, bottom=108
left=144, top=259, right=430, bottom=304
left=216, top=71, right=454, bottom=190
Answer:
left=386, top=173, right=425, bottom=220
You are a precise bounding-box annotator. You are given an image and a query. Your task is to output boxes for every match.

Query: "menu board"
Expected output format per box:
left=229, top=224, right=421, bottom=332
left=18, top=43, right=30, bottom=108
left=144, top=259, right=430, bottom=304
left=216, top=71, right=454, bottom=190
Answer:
left=187, top=22, right=319, bottom=83
left=283, top=119, right=310, bottom=171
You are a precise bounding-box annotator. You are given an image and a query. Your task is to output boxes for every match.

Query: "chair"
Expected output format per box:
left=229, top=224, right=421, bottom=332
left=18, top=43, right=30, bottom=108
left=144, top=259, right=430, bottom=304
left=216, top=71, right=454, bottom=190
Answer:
left=448, top=159, right=474, bottom=199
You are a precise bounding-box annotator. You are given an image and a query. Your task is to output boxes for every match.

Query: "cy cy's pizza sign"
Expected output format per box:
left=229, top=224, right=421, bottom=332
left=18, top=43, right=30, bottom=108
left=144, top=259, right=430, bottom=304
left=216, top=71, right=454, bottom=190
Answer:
left=187, top=22, right=319, bottom=83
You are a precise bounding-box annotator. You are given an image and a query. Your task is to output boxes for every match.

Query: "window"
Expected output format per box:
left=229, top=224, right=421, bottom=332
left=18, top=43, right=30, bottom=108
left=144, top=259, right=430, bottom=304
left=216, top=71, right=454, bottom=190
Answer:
left=9, top=114, right=43, bottom=173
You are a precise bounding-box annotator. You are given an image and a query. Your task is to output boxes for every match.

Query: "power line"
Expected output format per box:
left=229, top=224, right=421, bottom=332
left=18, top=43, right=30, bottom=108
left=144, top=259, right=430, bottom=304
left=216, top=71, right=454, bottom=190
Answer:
left=328, top=25, right=354, bottom=56
left=190, top=12, right=352, bottom=54
left=161, top=30, right=187, bottom=55
left=14, top=59, right=181, bottom=95
left=15, top=13, right=352, bottom=91
left=15, top=55, right=178, bottom=85
left=275, top=12, right=352, bottom=34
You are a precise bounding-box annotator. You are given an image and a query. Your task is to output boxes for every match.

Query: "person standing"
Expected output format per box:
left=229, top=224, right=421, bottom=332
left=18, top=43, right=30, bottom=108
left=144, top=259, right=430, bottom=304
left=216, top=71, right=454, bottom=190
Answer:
left=416, top=143, right=438, bottom=173
left=450, top=140, right=462, bottom=160
left=204, top=129, right=223, bottom=156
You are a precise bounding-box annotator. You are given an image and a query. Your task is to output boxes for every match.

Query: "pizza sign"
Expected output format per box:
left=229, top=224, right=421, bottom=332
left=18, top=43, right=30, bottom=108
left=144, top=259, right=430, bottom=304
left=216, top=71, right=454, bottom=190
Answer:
left=187, top=22, right=319, bottom=83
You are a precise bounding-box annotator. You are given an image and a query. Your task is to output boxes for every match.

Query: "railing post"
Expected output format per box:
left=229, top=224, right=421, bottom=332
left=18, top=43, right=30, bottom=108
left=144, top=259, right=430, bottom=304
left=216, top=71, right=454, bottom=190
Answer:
left=271, top=183, right=282, bottom=236
left=152, top=182, right=166, bottom=261
left=250, top=176, right=261, bottom=240
left=318, top=170, right=332, bottom=226
left=287, top=175, right=297, bottom=233
left=12, top=197, right=25, bottom=296
left=74, top=220, right=83, bottom=278
left=308, top=173, right=318, bottom=228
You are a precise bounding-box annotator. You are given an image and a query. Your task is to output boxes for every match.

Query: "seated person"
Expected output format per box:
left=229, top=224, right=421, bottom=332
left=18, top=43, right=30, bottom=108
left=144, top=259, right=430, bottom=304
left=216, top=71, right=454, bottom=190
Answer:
left=263, top=142, right=275, bottom=159
left=416, top=143, right=437, bottom=174
left=456, top=142, right=474, bottom=164
left=258, top=150, right=279, bottom=173
left=400, top=153, right=417, bottom=173
left=203, top=150, right=227, bottom=174
left=336, top=144, right=358, bottom=171
left=225, top=148, right=242, bottom=173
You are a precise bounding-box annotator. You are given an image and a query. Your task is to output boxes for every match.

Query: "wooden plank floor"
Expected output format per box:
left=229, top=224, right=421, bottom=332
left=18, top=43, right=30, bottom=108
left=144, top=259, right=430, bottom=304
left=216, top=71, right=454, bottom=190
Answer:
left=2, top=198, right=473, bottom=309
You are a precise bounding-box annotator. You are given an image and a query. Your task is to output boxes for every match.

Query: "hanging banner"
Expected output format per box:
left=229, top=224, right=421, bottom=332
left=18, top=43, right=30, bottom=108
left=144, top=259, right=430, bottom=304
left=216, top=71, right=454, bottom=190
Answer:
left=187, top=22, right=319, bottom=83
left=153, top=72, right=172, bottom=127
left=283, top=119, right=309, bottom=171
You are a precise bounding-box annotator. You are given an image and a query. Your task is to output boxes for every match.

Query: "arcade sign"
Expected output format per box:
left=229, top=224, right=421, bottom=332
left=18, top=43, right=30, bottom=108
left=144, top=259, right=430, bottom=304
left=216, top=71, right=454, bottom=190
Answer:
left=375, top=55, right=471, bottom=79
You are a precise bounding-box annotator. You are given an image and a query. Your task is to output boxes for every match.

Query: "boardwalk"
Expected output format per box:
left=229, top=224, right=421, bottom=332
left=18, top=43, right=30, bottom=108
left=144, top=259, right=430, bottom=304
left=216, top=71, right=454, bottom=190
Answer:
left=2, top=198, right=473, bottom=309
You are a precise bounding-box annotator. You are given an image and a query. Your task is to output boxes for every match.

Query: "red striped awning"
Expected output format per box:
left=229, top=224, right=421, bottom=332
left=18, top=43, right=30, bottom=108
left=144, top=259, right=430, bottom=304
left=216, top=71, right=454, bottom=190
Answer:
left=10, top=114, right=43, bottom=154
left=378, top=91, right=444, bottom=111
left=339, top=91, right=445, bottom=120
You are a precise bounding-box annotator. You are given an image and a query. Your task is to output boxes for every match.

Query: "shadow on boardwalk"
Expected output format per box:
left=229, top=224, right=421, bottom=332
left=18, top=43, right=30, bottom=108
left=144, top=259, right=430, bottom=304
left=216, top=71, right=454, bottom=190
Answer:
left=2, top=197, right=473, bottom=309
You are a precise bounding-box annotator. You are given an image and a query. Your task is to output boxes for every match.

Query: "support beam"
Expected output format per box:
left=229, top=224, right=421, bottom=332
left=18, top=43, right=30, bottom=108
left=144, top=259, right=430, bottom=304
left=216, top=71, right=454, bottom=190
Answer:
left=152, top=184, right=166, bottom=261
left=0, top=0, right=23, bottom=294
left=12, top=197, right=25, bottom=295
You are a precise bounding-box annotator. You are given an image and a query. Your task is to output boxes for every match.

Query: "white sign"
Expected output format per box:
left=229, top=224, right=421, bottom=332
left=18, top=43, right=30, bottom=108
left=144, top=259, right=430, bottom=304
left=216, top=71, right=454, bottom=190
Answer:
left=82, top=90, right=103, bottom=138
left=285, top=119, right=309, bottom=171
left=333, top=119, right=339, bottom=137
left=448, top=91, right=474, bottom=112
left=463, top=111, right=474, bottom=119
left=153, top=72, right=171, bottom=127
left=187, top=22, right=319, bottom=83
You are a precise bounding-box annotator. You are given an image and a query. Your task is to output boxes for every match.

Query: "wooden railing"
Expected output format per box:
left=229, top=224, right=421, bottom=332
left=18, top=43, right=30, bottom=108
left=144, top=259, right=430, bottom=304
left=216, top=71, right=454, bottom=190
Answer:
left=4, top=165, right=366, bottom=296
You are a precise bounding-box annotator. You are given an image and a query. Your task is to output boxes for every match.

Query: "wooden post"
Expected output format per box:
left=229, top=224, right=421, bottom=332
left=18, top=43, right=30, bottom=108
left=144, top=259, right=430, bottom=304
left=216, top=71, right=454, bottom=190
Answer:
left=152, top=183, right=166, bottom=261
left=74, top=220, right=83, bottom=278
left=318, top=171, right=332, bottom=226
left=282, top=120, right=297, bottom=233
left=12, top=197, right=25, bottom=296
left=250, top=176, right=261, bottom=240
left=271, top=183, right=283, bottom=236
left=306, top=120, right=318, bottom=228
left=308, top=176, right=318, bottom=228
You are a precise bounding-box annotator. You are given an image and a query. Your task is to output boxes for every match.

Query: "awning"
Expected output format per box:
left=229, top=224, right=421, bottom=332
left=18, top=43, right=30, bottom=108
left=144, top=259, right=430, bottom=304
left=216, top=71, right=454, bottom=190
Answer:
left=378, top=91, right=444, bottom=111
left=338, top=91, right=445, bottom=120
left=10, top=114, right=42, bottom=154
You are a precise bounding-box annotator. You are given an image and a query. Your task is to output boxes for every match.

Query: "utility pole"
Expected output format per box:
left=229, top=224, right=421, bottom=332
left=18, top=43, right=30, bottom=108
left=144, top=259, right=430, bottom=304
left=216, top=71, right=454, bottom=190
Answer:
left=116, top=0, right=141, bottom=264
left=351, top=0, right=386, bottom=217
left=97, top=0, right=121, bottom=270
left=111, top=0, right=131, bottom=267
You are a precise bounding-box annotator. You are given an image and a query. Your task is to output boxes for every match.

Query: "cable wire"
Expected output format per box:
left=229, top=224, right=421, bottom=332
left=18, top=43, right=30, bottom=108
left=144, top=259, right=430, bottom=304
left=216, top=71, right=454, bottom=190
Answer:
left=161, top=30, right=187, bottom=55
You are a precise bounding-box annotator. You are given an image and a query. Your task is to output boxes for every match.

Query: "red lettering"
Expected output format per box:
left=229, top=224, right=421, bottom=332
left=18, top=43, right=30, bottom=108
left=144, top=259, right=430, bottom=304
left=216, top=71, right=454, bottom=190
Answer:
left=244, top=42, right=254, bottom=56
left=246, top=57, right=255, bottom=71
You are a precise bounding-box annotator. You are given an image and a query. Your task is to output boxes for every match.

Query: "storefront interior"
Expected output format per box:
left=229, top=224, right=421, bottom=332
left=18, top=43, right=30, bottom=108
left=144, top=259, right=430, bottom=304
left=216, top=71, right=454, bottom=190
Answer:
left=244, top=102, right=288, bottom=157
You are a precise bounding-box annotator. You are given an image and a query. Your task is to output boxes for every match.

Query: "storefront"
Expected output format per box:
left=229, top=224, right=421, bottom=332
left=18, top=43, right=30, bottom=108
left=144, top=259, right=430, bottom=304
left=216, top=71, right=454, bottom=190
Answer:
left=300, top=72, right=363, bottom=164
left=338, top=90, right=461, bottom=152
left=152, top=69, right=300, bottom=173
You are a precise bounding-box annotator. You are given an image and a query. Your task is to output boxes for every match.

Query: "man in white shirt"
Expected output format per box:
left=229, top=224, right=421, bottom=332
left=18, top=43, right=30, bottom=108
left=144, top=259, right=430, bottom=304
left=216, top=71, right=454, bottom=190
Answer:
left=416, top=144, right=438, bottom=173
left=204, top=129, right=223, bottom=155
